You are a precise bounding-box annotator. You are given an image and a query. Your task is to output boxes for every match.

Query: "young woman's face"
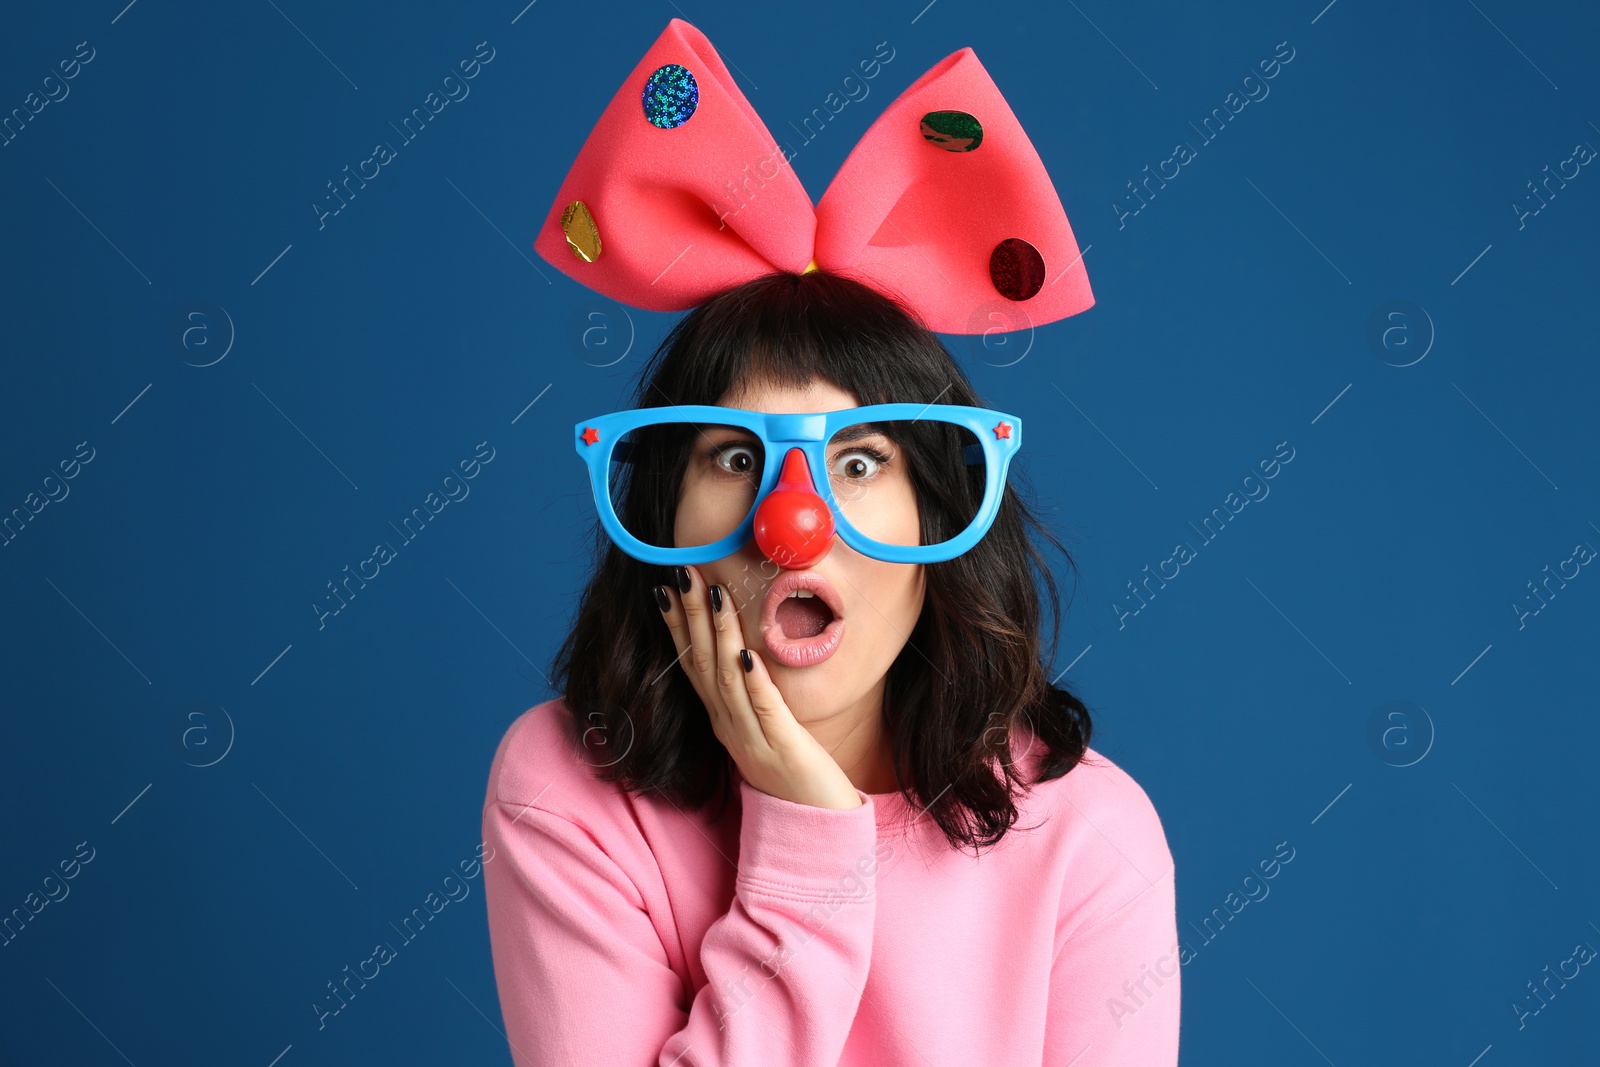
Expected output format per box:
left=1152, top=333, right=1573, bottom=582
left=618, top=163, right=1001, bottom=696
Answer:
left=673, top=375, right=926, bottom=723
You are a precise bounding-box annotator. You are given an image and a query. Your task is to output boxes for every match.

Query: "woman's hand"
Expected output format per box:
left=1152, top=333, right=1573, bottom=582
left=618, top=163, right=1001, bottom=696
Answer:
left=655, top=564, right=863, bottom=810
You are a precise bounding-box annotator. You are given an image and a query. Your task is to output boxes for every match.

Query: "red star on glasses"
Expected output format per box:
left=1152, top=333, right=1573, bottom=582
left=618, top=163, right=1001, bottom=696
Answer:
left=581, top=426, right=600, bottom=446
left=992, top=421, right=1013, bottom=440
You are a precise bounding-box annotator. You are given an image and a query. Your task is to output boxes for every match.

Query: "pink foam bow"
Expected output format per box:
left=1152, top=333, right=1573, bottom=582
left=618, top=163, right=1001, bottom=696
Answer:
left=533, top=18, right=1093, bottom=335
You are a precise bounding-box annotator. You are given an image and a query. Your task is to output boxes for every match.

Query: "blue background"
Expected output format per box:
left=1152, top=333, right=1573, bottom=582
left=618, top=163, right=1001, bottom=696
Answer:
left=2, top=0, right=1596, bottom=1063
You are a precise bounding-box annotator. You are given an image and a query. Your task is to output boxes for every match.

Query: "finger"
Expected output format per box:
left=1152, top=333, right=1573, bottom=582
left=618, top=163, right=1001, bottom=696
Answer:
left=675, top=565, right=730, bottom=726
left=736, top=645, right=800, bottom=747
left=654, top=578, right=718, bottom=731
left=708, top=575, right=768, bottom=755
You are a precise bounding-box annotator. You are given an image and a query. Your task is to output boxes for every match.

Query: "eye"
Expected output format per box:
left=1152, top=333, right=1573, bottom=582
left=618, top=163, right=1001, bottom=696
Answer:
left=832, top=447, right=890, bottom=480
left=708, top=440, right=761, bottom=477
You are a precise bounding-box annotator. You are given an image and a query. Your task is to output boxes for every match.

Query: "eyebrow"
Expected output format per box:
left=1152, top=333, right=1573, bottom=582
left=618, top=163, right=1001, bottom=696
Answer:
left=698, top=422, right=892, bottom=446
left=829, top=422, right=890, bottom=445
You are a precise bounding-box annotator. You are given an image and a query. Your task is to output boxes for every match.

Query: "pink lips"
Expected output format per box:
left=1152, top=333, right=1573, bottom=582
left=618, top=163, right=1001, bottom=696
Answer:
left=759, top=571, right=847, bottom=668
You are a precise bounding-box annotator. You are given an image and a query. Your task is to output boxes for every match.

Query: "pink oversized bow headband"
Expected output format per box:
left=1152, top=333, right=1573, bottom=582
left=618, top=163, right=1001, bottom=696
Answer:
left=533, top=18, right=1094, bottom=335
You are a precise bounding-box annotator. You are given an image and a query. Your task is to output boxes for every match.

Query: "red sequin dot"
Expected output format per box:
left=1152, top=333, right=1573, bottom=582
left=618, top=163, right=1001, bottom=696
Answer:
left=989, top=238, right=1045, bottom=301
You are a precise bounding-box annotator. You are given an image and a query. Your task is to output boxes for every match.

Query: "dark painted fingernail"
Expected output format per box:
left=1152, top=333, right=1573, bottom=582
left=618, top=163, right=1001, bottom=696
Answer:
left=710, top=584, right=723, bottom=613
left=675, top=565, right=691, bottom=594
left=653, top=585, right=671, bottom=613
left=740, top=648, right=753, bottom=673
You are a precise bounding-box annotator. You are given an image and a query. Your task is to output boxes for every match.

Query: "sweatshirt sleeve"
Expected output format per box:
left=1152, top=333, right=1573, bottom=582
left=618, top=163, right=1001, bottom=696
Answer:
left=482, top=779, right=880, bottom=1067
left=1041, top=862, right=1180, bottom=1066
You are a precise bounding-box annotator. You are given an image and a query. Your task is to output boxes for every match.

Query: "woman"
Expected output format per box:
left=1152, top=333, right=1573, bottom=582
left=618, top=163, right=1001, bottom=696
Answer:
left=481, top=269, right=1179, bottom=1065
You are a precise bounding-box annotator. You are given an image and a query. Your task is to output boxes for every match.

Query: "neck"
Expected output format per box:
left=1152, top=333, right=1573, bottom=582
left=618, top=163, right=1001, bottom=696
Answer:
left=805, top=676, right=900, bottom=795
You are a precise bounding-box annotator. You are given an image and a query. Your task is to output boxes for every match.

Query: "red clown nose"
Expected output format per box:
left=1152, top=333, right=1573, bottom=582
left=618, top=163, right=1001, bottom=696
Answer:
left=753, top=449, right=835, bottom=570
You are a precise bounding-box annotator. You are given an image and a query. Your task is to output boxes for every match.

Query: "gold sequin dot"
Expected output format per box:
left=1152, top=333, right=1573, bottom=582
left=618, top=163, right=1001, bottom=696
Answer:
left=561, top=201, right=601, bottom=263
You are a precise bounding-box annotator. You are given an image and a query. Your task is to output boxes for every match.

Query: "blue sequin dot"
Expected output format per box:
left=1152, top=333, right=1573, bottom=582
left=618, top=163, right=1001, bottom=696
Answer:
left=642, top=64, right=699, bottom=128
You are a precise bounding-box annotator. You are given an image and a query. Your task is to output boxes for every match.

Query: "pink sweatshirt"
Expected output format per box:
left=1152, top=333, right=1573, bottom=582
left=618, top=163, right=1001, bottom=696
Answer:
left=481, top=698, right=1179, bottom=1066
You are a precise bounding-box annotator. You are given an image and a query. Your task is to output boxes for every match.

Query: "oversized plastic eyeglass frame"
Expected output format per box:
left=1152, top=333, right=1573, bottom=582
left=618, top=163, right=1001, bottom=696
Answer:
left=573, top=403, right=1022, bottom=566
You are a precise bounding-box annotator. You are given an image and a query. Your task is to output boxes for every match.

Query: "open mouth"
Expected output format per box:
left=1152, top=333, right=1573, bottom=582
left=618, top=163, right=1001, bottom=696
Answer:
left=777, top=588, right=836, bottom=637
left=760, top=572, right=846, bottom=668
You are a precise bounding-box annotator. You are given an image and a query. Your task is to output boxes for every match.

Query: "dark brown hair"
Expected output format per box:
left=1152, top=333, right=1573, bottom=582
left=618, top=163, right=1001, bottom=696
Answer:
left=550, top=269, right=1095, bottom=855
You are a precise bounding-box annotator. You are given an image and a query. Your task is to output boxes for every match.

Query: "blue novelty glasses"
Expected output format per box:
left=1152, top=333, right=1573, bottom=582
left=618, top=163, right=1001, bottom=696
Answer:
left=573, top=404, right=1022, bottom=565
